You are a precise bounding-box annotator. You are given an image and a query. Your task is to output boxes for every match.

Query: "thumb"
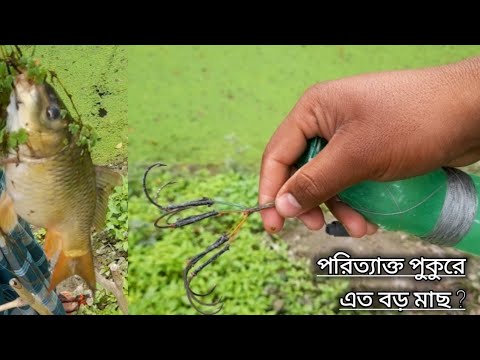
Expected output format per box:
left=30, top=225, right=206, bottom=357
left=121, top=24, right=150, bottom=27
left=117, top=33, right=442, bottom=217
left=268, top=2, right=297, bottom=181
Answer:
left=275, top=134, right=368, bottom=218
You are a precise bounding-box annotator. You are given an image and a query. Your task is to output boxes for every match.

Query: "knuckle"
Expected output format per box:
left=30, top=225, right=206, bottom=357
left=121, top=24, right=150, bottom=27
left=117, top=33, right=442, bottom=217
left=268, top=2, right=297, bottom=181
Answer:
left=302, top=82, right=333, bottom=106
left=305, top=81, right=332, bottom=96
left=293, top=170, right=328, bottom=206
left=301, top=82, right=342, bottom=138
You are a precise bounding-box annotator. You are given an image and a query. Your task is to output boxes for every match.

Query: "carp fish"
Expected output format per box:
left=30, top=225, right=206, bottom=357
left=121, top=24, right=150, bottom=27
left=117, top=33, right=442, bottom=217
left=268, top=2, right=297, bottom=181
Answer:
left=0, top=73, right=120, bottom=291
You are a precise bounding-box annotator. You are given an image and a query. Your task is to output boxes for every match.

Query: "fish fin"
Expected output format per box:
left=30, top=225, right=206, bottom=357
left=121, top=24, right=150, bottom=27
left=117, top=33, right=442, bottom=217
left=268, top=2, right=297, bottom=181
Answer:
left=44, top=229, right=62, bottom=260
left=48, top=250, right=96, bottom=292
left=93, top=166, right=122, bottom=231
left=0, top=192, right=18, bottom=234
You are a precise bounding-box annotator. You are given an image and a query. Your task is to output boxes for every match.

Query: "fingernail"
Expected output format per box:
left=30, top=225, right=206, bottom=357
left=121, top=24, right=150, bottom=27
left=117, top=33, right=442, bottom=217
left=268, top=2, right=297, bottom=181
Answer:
left=276, top=193, right=302, bottom=217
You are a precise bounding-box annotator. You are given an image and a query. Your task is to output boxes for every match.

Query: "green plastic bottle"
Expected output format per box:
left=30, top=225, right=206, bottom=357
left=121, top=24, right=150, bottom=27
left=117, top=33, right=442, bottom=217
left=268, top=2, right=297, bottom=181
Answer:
left=296, top=137, right=480, bottom=256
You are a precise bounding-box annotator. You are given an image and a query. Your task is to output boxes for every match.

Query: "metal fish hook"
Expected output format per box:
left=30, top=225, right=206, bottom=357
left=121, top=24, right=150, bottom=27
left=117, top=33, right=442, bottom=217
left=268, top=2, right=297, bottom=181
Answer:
left=143, top=163, right=275, bottom=314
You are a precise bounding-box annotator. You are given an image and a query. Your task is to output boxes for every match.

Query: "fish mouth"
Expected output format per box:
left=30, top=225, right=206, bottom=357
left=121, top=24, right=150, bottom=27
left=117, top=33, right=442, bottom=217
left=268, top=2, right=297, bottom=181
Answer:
left=13, top=74, right=42, bottom=110
left=13, top=73, right=65, bottom=122
left=14, top=73, right=60, bottom=101
left=7, top=73, right=69, bottom=143
left=14, top=73, right=37, bottom=92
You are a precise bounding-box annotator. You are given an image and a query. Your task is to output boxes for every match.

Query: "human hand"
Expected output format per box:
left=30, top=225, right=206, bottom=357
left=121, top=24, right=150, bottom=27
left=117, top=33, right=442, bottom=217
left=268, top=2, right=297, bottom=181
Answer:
left=259, top=56, right=480, bottom=237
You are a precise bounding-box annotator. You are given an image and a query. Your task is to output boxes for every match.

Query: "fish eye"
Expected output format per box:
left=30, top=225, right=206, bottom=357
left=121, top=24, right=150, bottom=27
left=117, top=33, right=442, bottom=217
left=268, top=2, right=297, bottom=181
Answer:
left=46, top=106, right=61, bottom=121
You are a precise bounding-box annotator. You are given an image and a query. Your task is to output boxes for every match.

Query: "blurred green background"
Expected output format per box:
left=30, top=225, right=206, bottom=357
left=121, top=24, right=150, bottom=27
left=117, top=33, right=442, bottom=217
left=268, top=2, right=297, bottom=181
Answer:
left=128, top=46, right=480, bottom=315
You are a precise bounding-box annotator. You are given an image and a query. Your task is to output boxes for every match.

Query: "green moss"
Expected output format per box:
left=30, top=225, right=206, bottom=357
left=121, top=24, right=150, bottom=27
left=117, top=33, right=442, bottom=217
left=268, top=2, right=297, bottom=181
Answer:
left=21, top=45, right=128, bottom=165
left=128, top=168, right=349, bottom=314
left=128, top=45, right=480, bottom=168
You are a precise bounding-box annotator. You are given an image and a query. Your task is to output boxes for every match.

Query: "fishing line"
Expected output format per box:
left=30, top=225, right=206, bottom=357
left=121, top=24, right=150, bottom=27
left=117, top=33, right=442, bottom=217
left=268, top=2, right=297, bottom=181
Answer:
left=421, top=167, right=477, bottom=246
left=208, top=200, right=247, bottom=210
left=345, top=184, right=445, bottom=216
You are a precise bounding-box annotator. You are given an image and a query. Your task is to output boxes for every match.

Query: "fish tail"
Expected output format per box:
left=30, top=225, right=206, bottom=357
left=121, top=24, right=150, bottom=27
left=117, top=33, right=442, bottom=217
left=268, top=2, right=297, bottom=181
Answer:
left=48, top=250, right=96, bottom=292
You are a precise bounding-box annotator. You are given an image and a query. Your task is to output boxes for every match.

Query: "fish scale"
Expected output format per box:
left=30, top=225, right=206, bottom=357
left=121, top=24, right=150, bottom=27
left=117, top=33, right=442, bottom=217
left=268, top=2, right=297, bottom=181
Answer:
left=6, top=145, right=96, bottom=254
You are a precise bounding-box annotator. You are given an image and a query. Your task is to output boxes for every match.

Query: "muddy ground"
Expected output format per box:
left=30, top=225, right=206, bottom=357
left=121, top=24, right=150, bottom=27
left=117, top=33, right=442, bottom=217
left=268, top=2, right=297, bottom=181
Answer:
left=281, top=213, right=480, bottom=315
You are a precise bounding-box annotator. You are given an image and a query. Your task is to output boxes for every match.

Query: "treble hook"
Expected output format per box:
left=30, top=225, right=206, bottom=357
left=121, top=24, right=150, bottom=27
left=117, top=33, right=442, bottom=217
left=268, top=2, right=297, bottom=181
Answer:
left=143, top=162, right=275, bottom=314
left=143, top=163, right=217, bottom=228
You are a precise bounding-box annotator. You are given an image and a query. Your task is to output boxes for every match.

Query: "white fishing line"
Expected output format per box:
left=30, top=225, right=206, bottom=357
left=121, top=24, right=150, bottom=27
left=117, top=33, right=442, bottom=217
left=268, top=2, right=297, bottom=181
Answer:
left=346, top=184, right=445, bottom=216
left=422, top=167, right=478, bottom=246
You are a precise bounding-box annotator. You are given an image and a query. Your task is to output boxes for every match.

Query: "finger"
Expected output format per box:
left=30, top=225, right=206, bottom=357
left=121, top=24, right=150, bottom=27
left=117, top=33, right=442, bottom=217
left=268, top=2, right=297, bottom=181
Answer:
left=276, top=134, right=368, bottom=218
left=259, top=88, right=324, bottom=231
left=325, top=197, right=368, bottom=238
left=258, top=160, right=298, bottom=233
left=260, top=207, right=284, bottom=233
left=297, top=207, right=325, bottom=231
left=446, top=147, right=480, bottom=167
left=366, top=221, right=378, bottom=235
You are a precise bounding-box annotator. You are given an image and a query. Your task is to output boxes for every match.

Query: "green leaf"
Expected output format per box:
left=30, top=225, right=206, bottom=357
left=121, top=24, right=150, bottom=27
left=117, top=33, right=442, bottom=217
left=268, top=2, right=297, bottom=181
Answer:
left=15, top=129, right=28, bottom=144
left=68, top=123, right=80, bottom=135
left=6, top=129, right=30, bottom=149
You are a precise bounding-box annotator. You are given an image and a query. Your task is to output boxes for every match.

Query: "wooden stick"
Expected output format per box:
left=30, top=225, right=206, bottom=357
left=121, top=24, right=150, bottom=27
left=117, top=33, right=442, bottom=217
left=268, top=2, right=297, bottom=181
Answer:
left=9, top=278, right=52, bottom=315
left=110, top=264, right=128, bottom=315
left=0, top=297, right=26, bottom=312
left=95, top=265, right=128, bottom=315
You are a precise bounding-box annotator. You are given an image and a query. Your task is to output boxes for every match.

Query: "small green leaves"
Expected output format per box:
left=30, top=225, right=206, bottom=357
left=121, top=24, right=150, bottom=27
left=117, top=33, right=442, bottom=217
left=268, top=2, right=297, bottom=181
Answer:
left=0, top=62, right=13, bottom=94
left=68, top=123, right=80, bottom=135
left=68, top=117, right=99, bottom=152
left=77, top=123, right=98, bottom=152
left=0, top=128, right=30, bottom=156
left=7, top=129, right=28, bottom=148
left=105, top=177, right=128, bottom=244
left=20, top=56, right=47, bottom=83
left=7, top=128, right=29, bottom=149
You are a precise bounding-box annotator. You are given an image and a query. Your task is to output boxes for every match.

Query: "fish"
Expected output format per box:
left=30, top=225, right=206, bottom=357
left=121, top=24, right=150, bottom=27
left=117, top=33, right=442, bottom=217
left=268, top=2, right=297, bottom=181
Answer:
left=0, top=73, right=121, bottom=291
